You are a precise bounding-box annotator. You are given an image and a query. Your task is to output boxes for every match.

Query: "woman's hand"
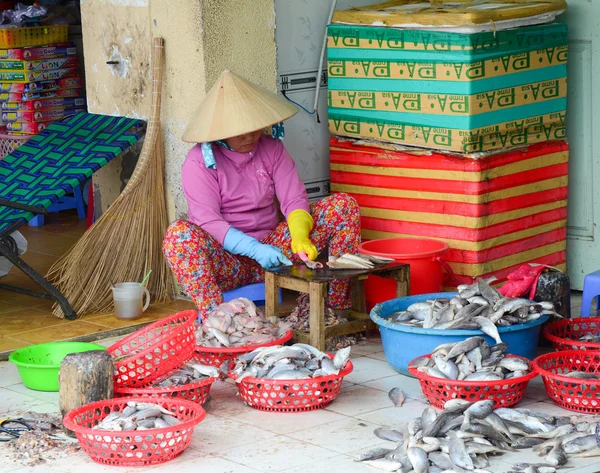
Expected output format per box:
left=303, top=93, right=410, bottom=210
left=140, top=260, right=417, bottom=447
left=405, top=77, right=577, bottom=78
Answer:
left=252, top=244, right=292, bottom=269
left=288, top=209, right=318, bottom=260
left=223, top=227, right=291, bottom=268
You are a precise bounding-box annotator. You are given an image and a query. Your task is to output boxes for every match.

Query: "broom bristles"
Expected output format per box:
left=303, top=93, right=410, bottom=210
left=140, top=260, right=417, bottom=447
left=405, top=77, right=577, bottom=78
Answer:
left=47, top=37, right=175, bottom=318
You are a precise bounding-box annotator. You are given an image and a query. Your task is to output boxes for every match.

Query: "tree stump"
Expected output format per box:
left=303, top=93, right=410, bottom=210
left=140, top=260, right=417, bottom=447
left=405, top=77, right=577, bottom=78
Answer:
left=59, top=351, right=114, bottom=436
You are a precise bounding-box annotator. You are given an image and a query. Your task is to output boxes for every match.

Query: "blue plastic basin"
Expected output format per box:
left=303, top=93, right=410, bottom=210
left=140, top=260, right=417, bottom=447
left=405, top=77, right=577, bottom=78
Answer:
left=370, top=292, right=548, bottom=376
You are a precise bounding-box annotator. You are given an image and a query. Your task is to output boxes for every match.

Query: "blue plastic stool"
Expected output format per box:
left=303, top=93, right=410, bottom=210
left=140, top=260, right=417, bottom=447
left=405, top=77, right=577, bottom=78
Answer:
left=197, top=283, right=283, bottom=323
left=29, top=181, right=87, bottom=226
left=223, top=282, right=282, bottom=306
left=581, top=270, right=600, bottom=317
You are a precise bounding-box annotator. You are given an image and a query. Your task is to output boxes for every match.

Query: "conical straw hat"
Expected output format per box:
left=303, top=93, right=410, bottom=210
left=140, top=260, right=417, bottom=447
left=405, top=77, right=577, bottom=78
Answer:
left=182, top=70, right=298, bottom=143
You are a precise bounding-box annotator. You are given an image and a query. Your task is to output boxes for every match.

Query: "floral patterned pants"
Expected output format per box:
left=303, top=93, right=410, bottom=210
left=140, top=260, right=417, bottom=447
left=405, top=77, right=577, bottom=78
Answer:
left=163, top=193, right=361, bottom=316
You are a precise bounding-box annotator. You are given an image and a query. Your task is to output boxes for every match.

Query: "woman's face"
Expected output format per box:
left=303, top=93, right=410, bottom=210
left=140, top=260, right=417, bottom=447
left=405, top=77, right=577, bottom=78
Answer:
left=225, top=130, right=263, bottom=153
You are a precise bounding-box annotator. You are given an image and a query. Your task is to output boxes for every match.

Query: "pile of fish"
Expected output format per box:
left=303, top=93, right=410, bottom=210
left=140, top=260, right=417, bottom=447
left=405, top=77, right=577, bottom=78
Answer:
left=358, top=399, right=600, bottom=472
left=196, top=297, right=292, bottom=348
left=577, top=334, right=600, bottom=343
left=229, top=344, right=351, bottom=382
left=152, top=362, right=219, bottom=387
left=6, top=412, right=79, bottom=467
left=389, top=278, right=558, bottom=332
left=93, top=401, right=181, bottom=431
left=412, top=336, right=531, bottom=381
left=281, top=294, right=365, bottom=350
left=327, top=252, right=393, bottom=270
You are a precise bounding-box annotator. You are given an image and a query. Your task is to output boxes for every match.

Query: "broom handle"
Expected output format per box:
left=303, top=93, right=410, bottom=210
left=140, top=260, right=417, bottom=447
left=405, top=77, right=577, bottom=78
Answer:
left=122, top=37, right=165, bottom=194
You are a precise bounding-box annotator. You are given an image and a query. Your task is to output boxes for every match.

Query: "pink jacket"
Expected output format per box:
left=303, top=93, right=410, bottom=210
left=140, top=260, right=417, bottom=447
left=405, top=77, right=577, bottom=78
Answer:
left=182, top=136, right=310, bottom=244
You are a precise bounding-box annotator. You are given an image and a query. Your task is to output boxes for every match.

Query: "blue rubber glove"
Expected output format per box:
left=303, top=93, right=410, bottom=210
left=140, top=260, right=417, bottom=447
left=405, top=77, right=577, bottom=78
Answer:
left=223, top=227, right=292, bottom=269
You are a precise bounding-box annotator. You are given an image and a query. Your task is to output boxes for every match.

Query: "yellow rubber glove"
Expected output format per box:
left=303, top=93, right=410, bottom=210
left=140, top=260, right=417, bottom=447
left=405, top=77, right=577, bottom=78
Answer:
left=287, top=209, right=318, bottom=261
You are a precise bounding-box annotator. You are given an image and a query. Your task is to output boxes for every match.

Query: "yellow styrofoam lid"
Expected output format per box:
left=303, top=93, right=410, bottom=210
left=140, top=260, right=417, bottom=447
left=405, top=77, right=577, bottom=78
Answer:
left=332, top=0, right=567, bottom=28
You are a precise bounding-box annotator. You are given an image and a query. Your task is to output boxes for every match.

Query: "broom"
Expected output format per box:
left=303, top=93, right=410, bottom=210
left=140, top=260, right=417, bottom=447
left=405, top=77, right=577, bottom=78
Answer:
left=47, top=37, right=175, bottom=318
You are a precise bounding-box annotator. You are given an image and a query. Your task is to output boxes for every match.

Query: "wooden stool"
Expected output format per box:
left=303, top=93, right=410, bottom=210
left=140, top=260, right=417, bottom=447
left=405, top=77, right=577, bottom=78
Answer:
left=265, top=262, right=410, bottom=351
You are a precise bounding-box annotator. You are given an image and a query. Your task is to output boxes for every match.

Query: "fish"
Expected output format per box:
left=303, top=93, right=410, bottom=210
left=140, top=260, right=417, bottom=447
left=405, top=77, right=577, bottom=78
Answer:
left=421, top=338, right=531, bottom=381
left=386, top=278, right=556, bottom=331
left=448, top=432, right=474, bottom=470
left=563, top=372, right=600, bottom=380
left=333, top=346, right=351, bottom=370
left=93, top=402, right=180, bottom=431
left=462, top=401, right=495, bottom=428
left=363, top=458, right=403, bottom=471
left=367, top=400, right=600, bottom=473
left=446, top=337, right=484, bottom=360
left=230, top=343, right=350, bottom=383
left=473, top=316, right=503, bottom=344
left=196, top=297, right=291, bottom=348
left=434, top=355, right=459, bottom=380
left=374, top=427, right=404, bottom=443
left=562, top=435, right=597, bottom=454
left=388, top=387, right=406, bottom=407
left=579, top=334, right=600, bottom=342
left=407, top=446, right=429, bottom=473
left=356, top=447, right=393, bottom=462
left=546, top=443, right=568, bottom=466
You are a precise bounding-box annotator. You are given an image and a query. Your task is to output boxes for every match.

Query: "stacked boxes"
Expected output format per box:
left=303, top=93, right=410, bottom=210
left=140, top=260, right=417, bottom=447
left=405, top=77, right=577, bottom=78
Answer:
left=0, top=43, right=86, bottom=135
left=328, top=1, right=571, bottom=287
left=327, top=23, right=568, bottom=154
left=330, top=137, right=568, bottom=287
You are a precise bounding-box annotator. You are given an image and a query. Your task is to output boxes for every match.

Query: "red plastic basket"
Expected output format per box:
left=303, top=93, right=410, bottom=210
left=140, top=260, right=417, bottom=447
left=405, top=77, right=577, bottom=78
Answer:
left=193, top=330, right=294, bottom=367
left=229, top=355, right=353, bottom=412
left=62, top=397, right=205, bottom=466
left=113, top=367, right=216, bottom=406
left=532, top=350, right=600, bottom=413
left=108, top=311, right=197, bottom=388
left=543, top=317, right=600, bottom=351
left=408, top=354, right=538, bottom=409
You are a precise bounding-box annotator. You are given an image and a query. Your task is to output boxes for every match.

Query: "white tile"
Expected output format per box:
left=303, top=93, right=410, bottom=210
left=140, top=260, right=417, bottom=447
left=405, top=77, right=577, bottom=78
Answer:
left=343, top=357, right=399, bottom=384
left=6, top=383, right=60, bottom=404
left=189, top=416, right=277, bottom=455
left=345, top=442, right=397, bottom=461
left=568, top=460, right=600, bottom=473
left=0, top=386, right=43, bottom=415
left=563, top=457, right=600, bottom=473
left=233, top=405, right=347, bottom=434
left=0, top=361, right=23, bottom=387
left=287, top=417, right=382, bottom=454
left=356, top=401, right=431, bottom=426
left=362, top=374, right=427, bottom=403
left=24, top=402, right=60, bottom=414
left=523, top=377, right=551, bottom=402
left=151, top=451, right=261, bottom=473
left=325, top=385, right=395, bottom=417
left=202, top=384, right=253, bottom=419
left=281, top=453, right=383, bottom=473
left=221, top=435, right=337, bottom=472
left=351, top=340, right=384, bottom=356
left=209, top=380, right=238, bottom=395
left=8, top=451, right=119, bottom=473
left=94, top=336, right=125, bottom=348
left=364, top=351, right=387, bottom=361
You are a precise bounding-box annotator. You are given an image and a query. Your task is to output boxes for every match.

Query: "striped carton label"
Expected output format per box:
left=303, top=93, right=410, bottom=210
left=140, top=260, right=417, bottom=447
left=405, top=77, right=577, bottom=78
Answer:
left=328, top=47, right=568, bottom=81
left=327, top=24, right=568, bottom=52
left=328, top=111, right=567, bottom=153
left=328, top=78, right=566, bottom=115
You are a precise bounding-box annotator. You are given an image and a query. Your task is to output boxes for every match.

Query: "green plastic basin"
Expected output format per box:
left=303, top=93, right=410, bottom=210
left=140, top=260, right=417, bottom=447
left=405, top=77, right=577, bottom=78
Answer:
left=8, top=342, right=106, bottom=392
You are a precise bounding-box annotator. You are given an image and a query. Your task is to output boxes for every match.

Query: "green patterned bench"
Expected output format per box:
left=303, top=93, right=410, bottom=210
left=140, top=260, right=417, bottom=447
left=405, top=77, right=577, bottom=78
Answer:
left=0, top=113, right=146, bottom=319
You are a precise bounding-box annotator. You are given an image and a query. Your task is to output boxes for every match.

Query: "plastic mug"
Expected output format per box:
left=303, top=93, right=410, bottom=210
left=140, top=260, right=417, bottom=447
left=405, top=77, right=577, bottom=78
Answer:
left=112, top=282, right=150, bottom=320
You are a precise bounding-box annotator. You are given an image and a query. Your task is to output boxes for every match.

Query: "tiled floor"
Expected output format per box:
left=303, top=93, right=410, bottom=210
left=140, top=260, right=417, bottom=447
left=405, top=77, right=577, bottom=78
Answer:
left=0, top=211, right=196, bottom=358
left=1, top=337, right=600, bottom=473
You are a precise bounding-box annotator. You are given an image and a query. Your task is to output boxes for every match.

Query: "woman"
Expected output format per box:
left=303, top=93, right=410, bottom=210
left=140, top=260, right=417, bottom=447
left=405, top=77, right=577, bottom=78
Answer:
left=163, top=70, right=360, bottom=317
